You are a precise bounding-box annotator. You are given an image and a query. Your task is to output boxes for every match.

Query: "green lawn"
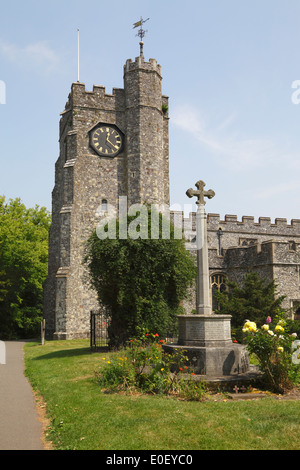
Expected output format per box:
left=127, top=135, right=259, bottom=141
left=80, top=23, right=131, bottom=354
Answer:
left=24, top=339, right=300, bottom=450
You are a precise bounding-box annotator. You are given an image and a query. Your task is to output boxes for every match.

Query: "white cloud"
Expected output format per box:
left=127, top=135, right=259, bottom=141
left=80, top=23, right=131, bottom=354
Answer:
left=253, top=181, right=300, bottom=200
left=171, top=104, right=285, bottom=172
left=0, top=40, right=60, bottom=75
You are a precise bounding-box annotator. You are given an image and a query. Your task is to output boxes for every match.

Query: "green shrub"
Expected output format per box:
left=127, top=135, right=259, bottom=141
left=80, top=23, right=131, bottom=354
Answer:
left=84, top=207, right=196, bottom=348
left=215, top=273, right=286, bottom=343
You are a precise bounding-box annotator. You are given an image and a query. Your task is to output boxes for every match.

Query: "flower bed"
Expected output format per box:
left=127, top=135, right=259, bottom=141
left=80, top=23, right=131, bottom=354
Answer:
left=242, top=315, right=300, bottom=393
left=95, top=328, right=207, bottom=400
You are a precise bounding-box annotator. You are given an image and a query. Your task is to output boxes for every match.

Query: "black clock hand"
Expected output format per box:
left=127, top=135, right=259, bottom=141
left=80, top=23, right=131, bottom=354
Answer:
left=106, top=139, right=117, bottom=150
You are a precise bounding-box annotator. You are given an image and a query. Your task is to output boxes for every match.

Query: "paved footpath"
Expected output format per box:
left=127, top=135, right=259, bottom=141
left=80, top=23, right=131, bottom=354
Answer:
left=0, top=341, right=45, bottom=450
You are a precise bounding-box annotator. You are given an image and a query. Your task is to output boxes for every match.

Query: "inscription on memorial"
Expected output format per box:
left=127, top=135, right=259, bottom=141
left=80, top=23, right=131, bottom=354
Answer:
left=179, top=316, right=231, bottom=342
left=185, top=320, right=205, bottom=340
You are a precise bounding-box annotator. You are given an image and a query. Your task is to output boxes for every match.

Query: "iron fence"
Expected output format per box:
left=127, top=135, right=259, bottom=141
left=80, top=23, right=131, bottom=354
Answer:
left=90, top=310, right=109, bottom=351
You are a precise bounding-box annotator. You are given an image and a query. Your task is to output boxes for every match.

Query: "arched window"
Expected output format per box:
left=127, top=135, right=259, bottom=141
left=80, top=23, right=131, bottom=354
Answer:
left=295, top=307, right=300, bottom=321
left=211, top=273, right=226, bottom=311
left=101, top=199, right=108, bottom=211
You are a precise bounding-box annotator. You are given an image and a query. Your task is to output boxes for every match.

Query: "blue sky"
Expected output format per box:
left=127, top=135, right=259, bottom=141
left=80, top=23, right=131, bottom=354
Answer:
left=1, top=0, right=300, bottom=222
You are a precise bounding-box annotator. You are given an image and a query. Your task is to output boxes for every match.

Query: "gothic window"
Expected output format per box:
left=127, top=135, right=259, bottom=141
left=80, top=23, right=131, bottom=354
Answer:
left=294, top=307, right=300, bottom=320
left=211, top=273, right=226, bottom=311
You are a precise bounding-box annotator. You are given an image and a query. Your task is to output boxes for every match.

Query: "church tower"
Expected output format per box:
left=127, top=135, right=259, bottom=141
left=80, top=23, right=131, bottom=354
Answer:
left=43, top=45, right=170, bottom=339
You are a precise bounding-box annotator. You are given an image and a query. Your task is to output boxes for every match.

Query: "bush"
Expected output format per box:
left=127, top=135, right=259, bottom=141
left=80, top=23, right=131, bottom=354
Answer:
left=85, top=207, right=196, bottom=348
left=214, top=273, right=286, bottom=343
left=286, top=319, right=300, bottom=338
left=242, top=315, right=300, bottom=393
left=95, top=328, right=207, bottom=400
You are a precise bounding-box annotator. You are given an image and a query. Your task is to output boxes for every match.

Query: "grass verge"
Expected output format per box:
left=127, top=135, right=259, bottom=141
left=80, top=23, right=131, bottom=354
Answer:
left=24, top=339, right=300, bottom=450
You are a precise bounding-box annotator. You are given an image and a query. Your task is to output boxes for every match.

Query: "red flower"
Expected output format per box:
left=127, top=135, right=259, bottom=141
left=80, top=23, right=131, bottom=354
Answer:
left=154, top=333, right=159, bottom=337
left=160, top=339, right=164, bottom=343
left=179, top=367, right=183, bottom=371
left=233, top=339, right=237, bottom=343
left=191, top=373, right=195, bottom=375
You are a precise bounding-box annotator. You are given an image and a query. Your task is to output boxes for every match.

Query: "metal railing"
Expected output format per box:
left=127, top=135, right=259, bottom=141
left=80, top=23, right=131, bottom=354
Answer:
left=90, top=310, right=109, bottom=351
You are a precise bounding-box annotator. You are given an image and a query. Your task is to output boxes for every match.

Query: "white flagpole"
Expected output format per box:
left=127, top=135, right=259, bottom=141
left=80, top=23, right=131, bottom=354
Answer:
left=77, top=28, right=80, bottom=82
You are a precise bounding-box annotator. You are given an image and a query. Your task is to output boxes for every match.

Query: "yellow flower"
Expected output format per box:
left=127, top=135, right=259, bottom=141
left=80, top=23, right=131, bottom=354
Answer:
left=275, top=325, right=284, bottom=333
left=261, top=324, right=269, bottom=331
left=243, top=321, right=257, bottom=333
left=107, top=361, right=111, bottom=364
left=278, top=347, right=284, bottom=352
left=161, top=368, right=164, bottom=371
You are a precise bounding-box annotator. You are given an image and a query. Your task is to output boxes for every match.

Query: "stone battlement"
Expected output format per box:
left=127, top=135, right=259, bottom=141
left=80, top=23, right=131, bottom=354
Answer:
left=223, top=238, right=300, bottom=267
left=62, top=82, right=125, bottom=114
left=171, top=211, right=300, bottom=234
left=207, top=213, right=300, bottom=228
left=124, top=56, right=162, bottom=76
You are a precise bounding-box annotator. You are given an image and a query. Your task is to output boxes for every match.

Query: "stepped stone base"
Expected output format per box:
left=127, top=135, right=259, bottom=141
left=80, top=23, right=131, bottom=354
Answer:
left=164, top=314, right=250, bottom=376
left=164, top=343, right=249, bottom=376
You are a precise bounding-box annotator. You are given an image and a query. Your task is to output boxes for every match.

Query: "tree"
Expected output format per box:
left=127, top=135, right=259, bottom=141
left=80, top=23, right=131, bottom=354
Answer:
left=214, top=272, right=286, bottom=340
left=0, top=196, right=51, bottom=339
left=84, top=207, right=197, bottom=348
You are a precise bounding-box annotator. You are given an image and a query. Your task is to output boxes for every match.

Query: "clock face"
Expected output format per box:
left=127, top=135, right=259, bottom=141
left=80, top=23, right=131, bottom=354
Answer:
left=89, top=124, right=124, bottom=157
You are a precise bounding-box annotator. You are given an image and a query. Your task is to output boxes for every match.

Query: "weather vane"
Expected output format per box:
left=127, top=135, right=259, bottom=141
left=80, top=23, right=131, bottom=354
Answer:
left=133, top=17, right=150, bottom=57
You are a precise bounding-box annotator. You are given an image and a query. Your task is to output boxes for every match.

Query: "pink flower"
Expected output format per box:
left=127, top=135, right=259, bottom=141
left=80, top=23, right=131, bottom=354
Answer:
left=266, top=316, right=272, bottom=324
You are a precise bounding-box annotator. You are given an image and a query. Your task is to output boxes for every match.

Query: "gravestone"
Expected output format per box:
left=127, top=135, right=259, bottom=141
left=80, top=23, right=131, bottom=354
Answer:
left=164, top=180, right=249, bottom=376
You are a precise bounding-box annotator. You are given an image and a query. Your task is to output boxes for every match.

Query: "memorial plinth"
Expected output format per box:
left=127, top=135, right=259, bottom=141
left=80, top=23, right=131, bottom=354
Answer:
left=164, top=180, right=250, bottom=377
left=178, top=314, right=232, bottom=347
left=164, top=314, right=249, bottom=376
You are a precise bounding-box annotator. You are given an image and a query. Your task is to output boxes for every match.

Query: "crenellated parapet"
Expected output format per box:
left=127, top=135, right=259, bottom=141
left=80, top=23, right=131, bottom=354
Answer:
left=124, top=56, right=162, bottom=78
left=63, top=82, right=125, bottom=114
left=207, top=213, right=300, bottom=229
left=171, top=211, right=300, bottom=245
left=170, top=210, right=300, bottom=262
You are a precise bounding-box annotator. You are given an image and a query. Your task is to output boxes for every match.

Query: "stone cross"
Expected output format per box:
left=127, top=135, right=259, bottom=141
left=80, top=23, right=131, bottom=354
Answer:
left=186, top=180, right=215, bottom=315
left=186, top=180, right=215, bottom=205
